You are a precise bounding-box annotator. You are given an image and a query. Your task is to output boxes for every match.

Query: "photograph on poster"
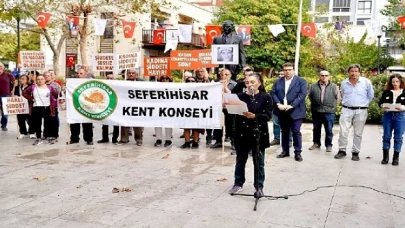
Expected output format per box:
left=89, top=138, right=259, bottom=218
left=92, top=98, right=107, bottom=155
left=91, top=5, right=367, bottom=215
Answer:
left=211, top=44, right=239, bottom=65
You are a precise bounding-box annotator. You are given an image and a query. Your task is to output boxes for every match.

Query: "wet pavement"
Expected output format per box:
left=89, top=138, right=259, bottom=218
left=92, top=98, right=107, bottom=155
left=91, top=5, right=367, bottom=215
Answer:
left=0, top=111, right=404, bottom=228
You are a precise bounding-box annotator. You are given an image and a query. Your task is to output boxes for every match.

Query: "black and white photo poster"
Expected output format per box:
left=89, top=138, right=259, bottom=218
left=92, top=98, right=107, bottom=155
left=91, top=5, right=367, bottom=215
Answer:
left=211, top=44, right=239, bottom=65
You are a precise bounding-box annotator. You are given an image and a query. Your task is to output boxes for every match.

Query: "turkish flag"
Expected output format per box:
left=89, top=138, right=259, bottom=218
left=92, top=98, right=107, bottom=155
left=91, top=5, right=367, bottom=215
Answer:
left=301, top=23, right=316, bottom=38
left=37, top=12, right=51, bottom=29
left=397, top=16, right=405, bottom=29
left=153, top=29, right=165, bottom=44
left=205, top=25, right=222, bottom=45
left=66, top=54, right=76, bottom=67
left=122, top=20, right=136, bottom=38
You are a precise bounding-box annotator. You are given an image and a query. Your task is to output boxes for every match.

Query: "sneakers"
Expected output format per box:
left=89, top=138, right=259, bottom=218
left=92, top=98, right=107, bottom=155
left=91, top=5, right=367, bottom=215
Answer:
left=154, top=139, right=162, bottom=147
left=47, top=137, right=56, bottom=145
left=164, top=140, right=172, bottom=147
left=32, top=139, right=42, bottom=145
left=309, top=144, right=320, bottom=150
left=326, top=146, right=332, bottom=152
left=229, top=185, right=243, bottom=195
left=351, top=153, right=360, bottom=161
left=29, top=134, right=36, bottom=139
left=17, top=134, right=27, bottom=139
left=1, top=127, right=7, bottom=131
left=269, top=139, right=280, bottom=146
left=136, top=141, right=143, bottom=146
left=334, top=151, right=347, bottom=159
left=116, top=140, right=129, bottom=145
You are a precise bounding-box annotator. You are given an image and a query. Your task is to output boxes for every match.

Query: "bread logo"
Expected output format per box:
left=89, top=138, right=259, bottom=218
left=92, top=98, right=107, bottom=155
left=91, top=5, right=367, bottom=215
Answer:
left=73, top=80, right=117, bottom=120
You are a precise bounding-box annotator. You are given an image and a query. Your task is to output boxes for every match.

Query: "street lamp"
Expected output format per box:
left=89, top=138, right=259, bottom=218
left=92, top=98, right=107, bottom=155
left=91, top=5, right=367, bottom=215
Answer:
left=377, top=34, right=381, bottom=74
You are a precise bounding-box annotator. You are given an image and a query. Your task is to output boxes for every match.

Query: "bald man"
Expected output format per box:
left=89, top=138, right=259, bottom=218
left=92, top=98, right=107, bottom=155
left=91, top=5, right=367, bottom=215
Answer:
left=0, top=62, right=15, bottom=131
left=308, top=70, right=341, bottom=152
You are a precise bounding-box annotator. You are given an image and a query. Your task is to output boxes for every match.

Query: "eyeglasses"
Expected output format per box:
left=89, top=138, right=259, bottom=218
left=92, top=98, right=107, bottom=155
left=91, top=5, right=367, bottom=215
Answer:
left=186, top=80, right=195, bottom=83
left=320, top=75, right=329, bottom=77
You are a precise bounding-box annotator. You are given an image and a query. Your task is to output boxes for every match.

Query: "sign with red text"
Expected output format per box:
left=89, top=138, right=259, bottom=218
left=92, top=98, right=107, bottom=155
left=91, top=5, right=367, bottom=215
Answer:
left=169, top=50, right=200, bottom=70
left=19, top=51, right=46, bottom=70
left=197, top=49, right=218, bottom=68
left=1, top=97, right=29, bottom=115
left=117, top=52, right=140, bottom=70
left=92, top=53, right=116, bottom=72
left=143, top=57, right=170, bottom=76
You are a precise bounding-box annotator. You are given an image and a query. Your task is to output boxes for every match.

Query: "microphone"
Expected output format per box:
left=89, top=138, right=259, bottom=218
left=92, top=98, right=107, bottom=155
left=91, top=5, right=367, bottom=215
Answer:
left=249, top=86, right=255, bottom=99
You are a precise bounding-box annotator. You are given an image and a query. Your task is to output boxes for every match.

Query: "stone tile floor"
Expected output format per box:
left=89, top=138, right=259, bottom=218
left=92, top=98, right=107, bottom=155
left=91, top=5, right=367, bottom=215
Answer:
left=0, top=112, right=404, bottom=228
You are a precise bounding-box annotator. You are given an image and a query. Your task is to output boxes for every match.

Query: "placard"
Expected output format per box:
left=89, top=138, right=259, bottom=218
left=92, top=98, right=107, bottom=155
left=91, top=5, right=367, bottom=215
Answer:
left=117, top=52, right=140, bottom=70
left=1, top=97, right=29, bottom=115
left=66, top=79, right=222, bottom=129
left=169, top=50, right=200, bottom=70
left=211, top=45, right=239, bottom=65
left=197, top=49, right=218, bottom=68
left=92, top=53, right=116, bottom=72
left=19, top=51, right=46, bottom=70
left=143, top=57, right=170, bottom=76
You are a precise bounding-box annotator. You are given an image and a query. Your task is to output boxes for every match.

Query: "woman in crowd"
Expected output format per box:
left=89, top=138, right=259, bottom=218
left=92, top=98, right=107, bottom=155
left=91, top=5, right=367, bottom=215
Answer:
left=228, top=72, right=272, bottom=197
left=379, top=73, right=405, bottom=166
left=180, top=76, right=204, bottom=149
left=154, top=75, right=173, bottom=147
left=23, top=75, right=58, bottom=145
left=14, top=74, right=32, bottom=139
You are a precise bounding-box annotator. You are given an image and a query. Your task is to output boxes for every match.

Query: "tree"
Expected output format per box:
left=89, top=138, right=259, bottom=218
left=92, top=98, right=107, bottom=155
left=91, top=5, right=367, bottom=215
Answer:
left=0, top=31, right=40, bottom=62
left=213, top=0, right=311, bottom=72
left=380, top=0, right=405, bottom=48
left=0, top=0, right=170, bottom=76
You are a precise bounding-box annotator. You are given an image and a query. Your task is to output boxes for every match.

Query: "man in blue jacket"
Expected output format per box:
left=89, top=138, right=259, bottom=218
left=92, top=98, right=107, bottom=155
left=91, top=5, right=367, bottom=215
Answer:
left=271, top=62, right=307, bottom=162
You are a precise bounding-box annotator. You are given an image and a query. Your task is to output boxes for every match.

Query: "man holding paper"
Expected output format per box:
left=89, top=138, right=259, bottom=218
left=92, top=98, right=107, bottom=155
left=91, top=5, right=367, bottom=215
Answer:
left=379, top=74, right=405, bottom=166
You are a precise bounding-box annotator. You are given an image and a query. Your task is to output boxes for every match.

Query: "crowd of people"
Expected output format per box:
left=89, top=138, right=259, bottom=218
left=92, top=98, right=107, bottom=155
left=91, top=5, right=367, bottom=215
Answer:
left=0, top=61, right=404, bottom=195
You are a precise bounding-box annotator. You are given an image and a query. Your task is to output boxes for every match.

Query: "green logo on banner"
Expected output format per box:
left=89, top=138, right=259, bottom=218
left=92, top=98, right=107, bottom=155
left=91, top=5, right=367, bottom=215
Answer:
left=73, top=80, right=118, bottom=120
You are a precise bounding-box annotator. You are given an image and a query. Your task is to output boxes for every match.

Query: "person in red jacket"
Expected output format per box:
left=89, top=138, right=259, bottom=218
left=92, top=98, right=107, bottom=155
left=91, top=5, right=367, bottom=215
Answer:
left=0, top=62, right=15, bottom=131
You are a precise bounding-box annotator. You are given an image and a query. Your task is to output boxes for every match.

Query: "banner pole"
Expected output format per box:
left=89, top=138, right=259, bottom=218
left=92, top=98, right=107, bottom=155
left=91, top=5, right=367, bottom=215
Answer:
left=66, top=123, right=70, bottom=147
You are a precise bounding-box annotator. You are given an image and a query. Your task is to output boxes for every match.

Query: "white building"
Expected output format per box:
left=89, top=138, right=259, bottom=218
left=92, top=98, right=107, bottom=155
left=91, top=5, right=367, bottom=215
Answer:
left=40, top=0, right=216, bottom=77
left=311, top=0, right=403, bottom=59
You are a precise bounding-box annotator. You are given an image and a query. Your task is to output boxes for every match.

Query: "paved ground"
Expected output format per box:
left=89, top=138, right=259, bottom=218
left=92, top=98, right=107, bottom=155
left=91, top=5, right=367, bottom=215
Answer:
left=0, top=111, right=404, bottom=228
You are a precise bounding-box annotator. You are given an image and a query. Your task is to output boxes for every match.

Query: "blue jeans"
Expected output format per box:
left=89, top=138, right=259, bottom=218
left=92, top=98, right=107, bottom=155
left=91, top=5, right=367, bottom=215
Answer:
left=312, top=112, right=335, bottom=147
left=273, top=111, right=292, bottom=141
left=0, top=95, right=9, bottom=128
left=382, top=111, right=405, bottom=152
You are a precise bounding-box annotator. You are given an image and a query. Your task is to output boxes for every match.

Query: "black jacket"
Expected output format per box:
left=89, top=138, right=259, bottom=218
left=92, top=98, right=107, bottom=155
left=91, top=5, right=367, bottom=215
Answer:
left=379, top=89, right=405, bottom=106
left=234, top=92, right=272, bottom=151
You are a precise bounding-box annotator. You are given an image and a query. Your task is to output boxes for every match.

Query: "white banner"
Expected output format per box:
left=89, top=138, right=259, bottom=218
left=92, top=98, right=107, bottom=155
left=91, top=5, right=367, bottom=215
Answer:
left=117, top=52, right=140, bottom=70
left=66, top=79, right=222, bottom=129
left=178, top=24, right=192, bottom=43
left=93, top=19, right=107, bottom=36
left=19, top=51, right=46, bottom=70
left=1, top=97, right=29, bottom=115
left=92, top=53, right=116, bottom=72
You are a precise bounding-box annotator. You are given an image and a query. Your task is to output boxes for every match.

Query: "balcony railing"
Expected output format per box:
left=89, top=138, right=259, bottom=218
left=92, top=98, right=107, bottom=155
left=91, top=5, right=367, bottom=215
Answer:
left=142, top=29, right=204, bottom=47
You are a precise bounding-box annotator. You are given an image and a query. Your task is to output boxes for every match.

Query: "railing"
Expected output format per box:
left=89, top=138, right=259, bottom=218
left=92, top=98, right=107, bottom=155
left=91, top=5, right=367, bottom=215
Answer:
left=142, top=29, right=204, bottom=47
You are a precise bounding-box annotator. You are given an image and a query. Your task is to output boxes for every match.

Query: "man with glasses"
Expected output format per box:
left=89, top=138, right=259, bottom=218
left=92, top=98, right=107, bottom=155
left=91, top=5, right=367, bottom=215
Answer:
left=118, top=69, right=144, bottom=146
left=308, top=70, right=341, bottom=152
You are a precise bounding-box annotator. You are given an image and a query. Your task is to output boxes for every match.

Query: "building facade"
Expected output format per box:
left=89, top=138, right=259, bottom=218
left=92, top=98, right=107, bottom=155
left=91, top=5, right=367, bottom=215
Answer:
left=40, top=0, right=215, bottom=77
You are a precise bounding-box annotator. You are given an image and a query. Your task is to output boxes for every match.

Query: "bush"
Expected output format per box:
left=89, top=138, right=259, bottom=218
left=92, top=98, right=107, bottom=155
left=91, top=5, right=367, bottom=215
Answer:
left=263, top=74, right=388, bottom=123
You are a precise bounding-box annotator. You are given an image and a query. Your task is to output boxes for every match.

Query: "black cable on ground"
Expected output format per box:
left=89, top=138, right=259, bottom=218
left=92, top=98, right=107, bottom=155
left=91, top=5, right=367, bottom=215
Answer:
left=266, top=185, right=405, bottom=200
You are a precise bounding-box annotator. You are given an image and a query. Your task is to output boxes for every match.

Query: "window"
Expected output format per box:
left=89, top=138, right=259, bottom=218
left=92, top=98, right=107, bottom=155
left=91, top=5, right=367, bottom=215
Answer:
left=358, top=1, right=372, bottom=14
left=356, top=18, right=370, bottom=25
left=315, top=17, right=329, bottom=23
left=333, top=0, right=351, bottom=12
left=101, top=12, right=114, bottom=39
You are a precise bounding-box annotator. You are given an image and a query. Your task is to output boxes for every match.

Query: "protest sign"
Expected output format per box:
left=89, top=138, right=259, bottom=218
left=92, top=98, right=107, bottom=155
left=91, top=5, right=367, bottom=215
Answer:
left=66, top=79, right=222, bottom=129
left=19, top=51, right=46, bottom=70
left=92, top=53, right=116, bottom=72
left=143, top=57, right=170, bottom=76
left=197, top=49, right=218, bottom=68
left=1, top=97, right=29, bottom=115
left=117, top=52, right=140, bottom=70
left=169, top=50, right=201, bottom=70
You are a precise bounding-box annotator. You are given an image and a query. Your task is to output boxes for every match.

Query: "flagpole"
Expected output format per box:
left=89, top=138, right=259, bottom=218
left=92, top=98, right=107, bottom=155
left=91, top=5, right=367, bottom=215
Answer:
left=294, top=0, right=304, bottom=75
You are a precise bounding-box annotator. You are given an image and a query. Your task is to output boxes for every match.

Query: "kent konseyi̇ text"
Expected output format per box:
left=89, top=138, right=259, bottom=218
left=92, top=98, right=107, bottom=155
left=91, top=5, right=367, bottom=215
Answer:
left=122, top=89, right=213, bottom=118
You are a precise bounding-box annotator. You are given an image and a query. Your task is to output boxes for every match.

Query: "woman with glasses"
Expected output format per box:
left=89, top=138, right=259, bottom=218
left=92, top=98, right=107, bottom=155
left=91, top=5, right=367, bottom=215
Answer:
left=154, top=75, right=174, bottom=147
left=379, top=74, right=405, bottom=166
left=23, top=75, right=59, bottom=145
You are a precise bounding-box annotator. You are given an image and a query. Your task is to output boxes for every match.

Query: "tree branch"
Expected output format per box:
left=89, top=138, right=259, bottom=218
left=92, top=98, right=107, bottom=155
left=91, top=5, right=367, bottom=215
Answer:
left=0, top=21, right=43, bottom=34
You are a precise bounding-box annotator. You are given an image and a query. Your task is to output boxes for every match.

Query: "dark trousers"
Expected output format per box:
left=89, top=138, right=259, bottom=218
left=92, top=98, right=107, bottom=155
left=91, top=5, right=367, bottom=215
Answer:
left=213, top=112, right=234, bottom=142
left=31, top=107, right=58, bottom=139
left=102, top=125, right=119, bottom=142
left=312, top=112, right=335, bottom=147
left=70, top=123, right=93, bottom=142
left=279, top=115, right=303, bottom=154
left=206, top=129, right=213, bottom=139
left=235, top=147, right=265, bottom=189
left=17, top=114, right=30, bottom=135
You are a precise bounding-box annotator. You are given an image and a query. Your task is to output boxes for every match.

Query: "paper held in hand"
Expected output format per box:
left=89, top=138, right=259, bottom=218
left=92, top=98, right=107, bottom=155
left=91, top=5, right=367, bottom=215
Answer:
left=382, top=103, right=403, bottom=112
left=223, top=93, right=248, bottom=115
